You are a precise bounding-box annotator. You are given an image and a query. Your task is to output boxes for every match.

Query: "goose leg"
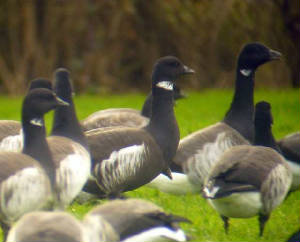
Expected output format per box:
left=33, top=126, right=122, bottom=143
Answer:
left=258, top=213, right=269, bottom=237
left=221, top=215, right=229, bottom=234
left=0, top=221, right=9, bottom=241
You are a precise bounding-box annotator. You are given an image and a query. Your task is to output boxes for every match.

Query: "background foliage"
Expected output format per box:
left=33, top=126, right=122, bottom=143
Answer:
left=0, top=0, right=299, bottom=95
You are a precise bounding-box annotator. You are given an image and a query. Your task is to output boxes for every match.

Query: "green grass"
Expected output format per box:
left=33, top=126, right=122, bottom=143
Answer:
left=0, top=89, right=299, bottom=241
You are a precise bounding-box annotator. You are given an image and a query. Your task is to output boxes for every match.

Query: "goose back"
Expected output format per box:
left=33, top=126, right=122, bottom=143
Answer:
left=83, top=199, right=189, bottom=241
left=175, top=122, right=249, bottom=186
left=81, top=85, right=185, bottom=131
left=6, top=211, right=88, bottom=242
left=82, top=110, right=148, bottom=131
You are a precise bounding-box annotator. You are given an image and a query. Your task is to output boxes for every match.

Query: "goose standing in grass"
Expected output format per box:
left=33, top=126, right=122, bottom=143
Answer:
left=81, top=85, right=185, bottom=131
left=83, top=199, right=190, bottom=242
left=172, top=43, right=281, bottom=190
left=84, top=56, right=194, bottom=197
left=0, top=79, right=52, bottom=152
left=277, top=132, right=300, bottom=191
left=6, top=211, right=91, bottom=242
left=46, top=68, right=91, bottom=209
left=0, top=88, right=68, bottom=238
left=203, top=101, right=292, bottom=236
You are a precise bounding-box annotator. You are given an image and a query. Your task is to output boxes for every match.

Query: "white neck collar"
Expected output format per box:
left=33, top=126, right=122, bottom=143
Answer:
left=30, top=118, right=43, bottom=127
left=240, top=69, right=252, bottom=77
left=156, top=81, right=173, bottom=91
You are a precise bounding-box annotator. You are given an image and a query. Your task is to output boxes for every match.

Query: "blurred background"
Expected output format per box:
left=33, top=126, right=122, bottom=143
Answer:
left=0, top=0, right=298, bottom=95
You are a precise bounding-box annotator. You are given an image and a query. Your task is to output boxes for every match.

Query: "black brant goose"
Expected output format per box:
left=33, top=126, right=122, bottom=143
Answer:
left=0, top=78, right=52, bottom=152
left=0, top=88, right=68, bottom=238
left=81, top=85, right=185, bottom=131
left=6, top=211, right=91, bottom=242
left=84, top=56, right=194, bottom=197
left=47, top=68, right=91, bottom=209
left=83, top=199, right=190, bottom=242
left=172, top=43, right=281, bottom=189
left=254, top=104, right=299, bottom=192
left=278, top=131, right=300, bottom=191
left=203, top=101, right=292, bottom=236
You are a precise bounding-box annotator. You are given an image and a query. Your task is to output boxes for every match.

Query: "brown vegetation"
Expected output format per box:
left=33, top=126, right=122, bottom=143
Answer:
left=0, top=0, right=298, bottom=95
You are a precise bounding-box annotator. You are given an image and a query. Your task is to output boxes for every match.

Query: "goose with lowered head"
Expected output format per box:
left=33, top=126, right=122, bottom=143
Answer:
left=83, top=198, right=190, bottom=242
left=203, top=101, right=292, bottom=236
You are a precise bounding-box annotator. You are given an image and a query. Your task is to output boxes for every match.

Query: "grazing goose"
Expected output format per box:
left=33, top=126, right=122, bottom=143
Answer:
left=83, top=199, right=190, bottom=242
left=278, top=132, right=300, bottom=191
left=47, top=68, right=91, bottom=209
left=81, top=85, right=185, bottom=131
left=84, top=56, right=194, bottom=197
left=203, top=101, right=292, bottom=236
left=172, top=43, right=281, bottom=190
left=0, top=78, right=52, bottom=152
left=6, top=211, right=90, bottom=242
left=0, top=88, right=68, bottom=238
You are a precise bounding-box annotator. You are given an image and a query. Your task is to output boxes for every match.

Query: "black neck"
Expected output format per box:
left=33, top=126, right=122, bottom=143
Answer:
left=140, top=92, right=153, bottom=117
left=255, top=123, right=281, bottom=153
left=144, top=85, right=179, bottom=163
left=22, top=115, right=56, bottom=187
left=223, top=69, right=255, bottom=143
left=51, top=95, right=88, bottom=150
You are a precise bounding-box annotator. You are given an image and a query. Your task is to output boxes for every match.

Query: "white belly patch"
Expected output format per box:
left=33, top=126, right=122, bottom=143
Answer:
left=208, top=191, right=262, bottom=218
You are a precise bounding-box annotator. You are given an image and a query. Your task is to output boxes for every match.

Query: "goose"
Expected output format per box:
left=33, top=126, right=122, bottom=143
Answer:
left=81, top=85, right=185, bottom=131
left=203, top=101, right=292, bottom=236
left=83, top=199, right=190, bottom=242
left=0, top=88, right=68, bottom=238
left=83, top=56, right=194, bottom=197
left=0, top=78, right=52, bottom=152
left=46, top=68, right=91, bottom=209
left=6, top=211, right=91, bottom=242
left=255, top=104, right=299, bottom=192
left=277, top=132, right=300, bottom=191
left=172, top=42, right=281, bottom=189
